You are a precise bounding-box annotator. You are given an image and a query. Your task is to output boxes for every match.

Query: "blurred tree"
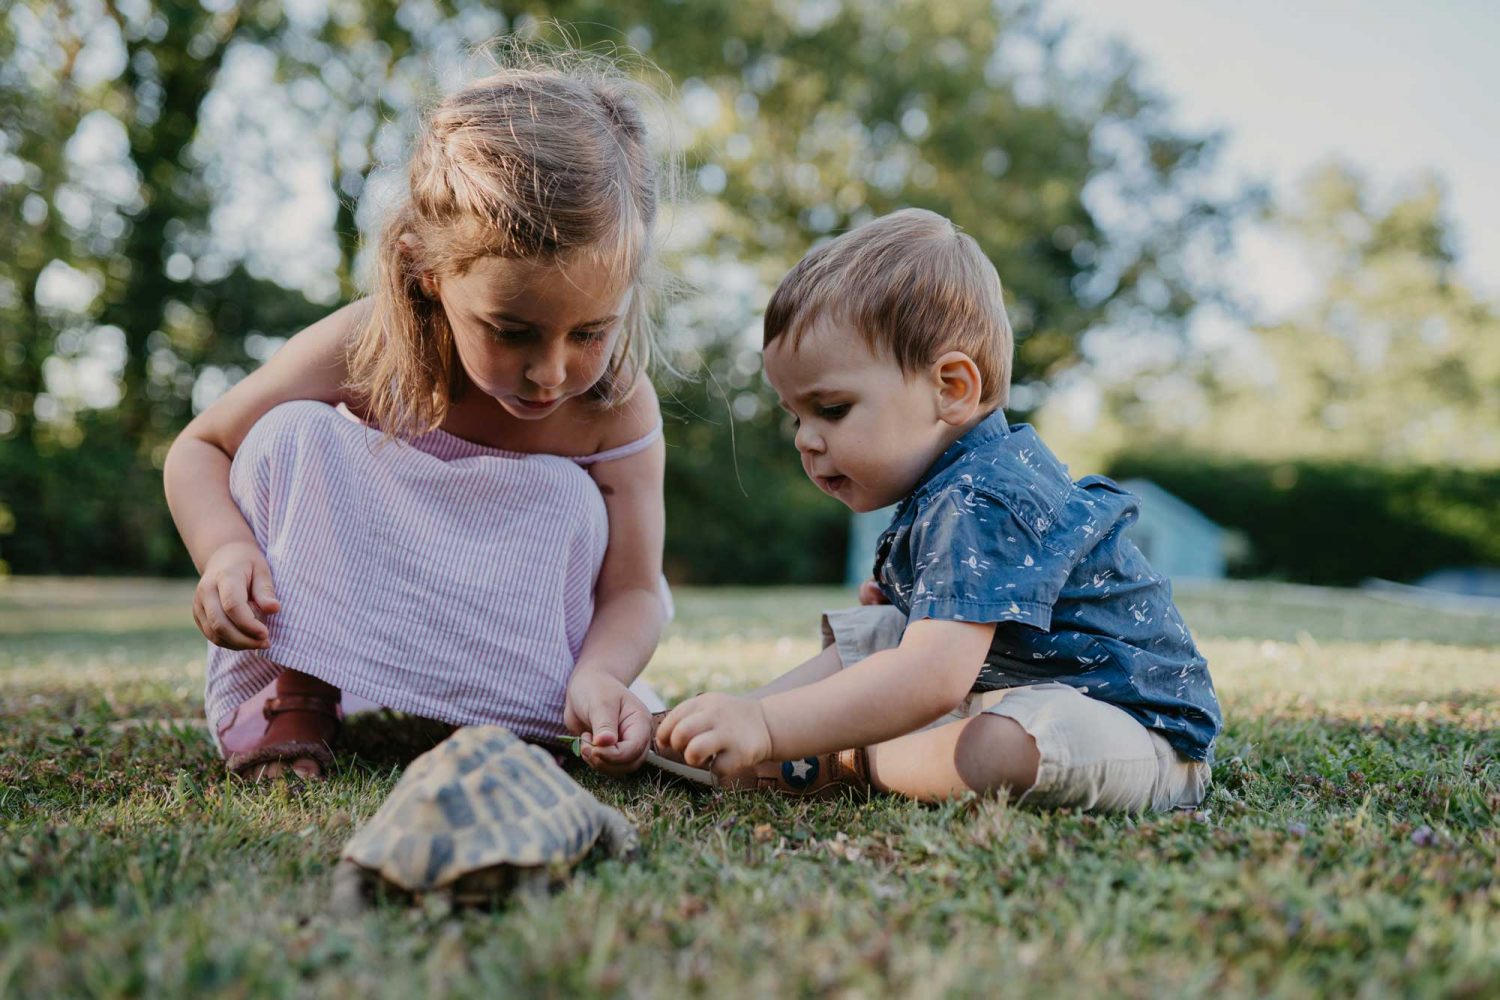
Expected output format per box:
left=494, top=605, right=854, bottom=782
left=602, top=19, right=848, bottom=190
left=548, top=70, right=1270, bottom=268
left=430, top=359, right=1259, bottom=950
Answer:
left=0, top=0, right=327, bottom=572
left=1064, top=163, right=1499, bottom=471
left=2, top=0, right=1246, bottom=578
left=526, top=2, right=1244, bottom=579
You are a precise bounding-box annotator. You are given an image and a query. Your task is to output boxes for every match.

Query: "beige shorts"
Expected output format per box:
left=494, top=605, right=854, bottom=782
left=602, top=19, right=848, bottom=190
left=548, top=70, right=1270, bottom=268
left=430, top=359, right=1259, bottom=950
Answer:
left=821, top=605, right=1211, bottom=814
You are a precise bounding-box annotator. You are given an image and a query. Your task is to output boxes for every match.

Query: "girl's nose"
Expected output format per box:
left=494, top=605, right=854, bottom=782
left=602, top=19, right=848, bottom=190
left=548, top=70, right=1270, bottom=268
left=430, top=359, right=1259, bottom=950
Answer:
left=526, top=347, right=567, bottom=390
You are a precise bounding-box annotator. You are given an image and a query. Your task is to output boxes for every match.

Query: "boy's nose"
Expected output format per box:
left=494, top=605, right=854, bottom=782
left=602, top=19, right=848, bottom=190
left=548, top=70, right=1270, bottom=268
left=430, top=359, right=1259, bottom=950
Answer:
left=794, top=424, right=824, bottom=454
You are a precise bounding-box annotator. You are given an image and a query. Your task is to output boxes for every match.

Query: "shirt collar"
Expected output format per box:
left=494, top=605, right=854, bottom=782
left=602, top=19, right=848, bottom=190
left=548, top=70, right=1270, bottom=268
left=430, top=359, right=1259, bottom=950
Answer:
left=911, top=408, right=1010, bottom=495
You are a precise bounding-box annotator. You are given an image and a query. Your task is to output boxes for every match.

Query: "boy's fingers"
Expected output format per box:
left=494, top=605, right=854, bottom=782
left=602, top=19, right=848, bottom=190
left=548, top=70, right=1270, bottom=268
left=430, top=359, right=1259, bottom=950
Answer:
left=655, top=703, right=687, bottom=745
left=666, top=710, right=712, bottom=754
left=682, top=732, right=723, bottom=769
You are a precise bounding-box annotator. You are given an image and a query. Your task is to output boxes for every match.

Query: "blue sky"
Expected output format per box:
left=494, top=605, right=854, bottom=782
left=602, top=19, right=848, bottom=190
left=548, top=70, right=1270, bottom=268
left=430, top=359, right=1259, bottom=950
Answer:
left=1047, top=0, right=1500, bottom=313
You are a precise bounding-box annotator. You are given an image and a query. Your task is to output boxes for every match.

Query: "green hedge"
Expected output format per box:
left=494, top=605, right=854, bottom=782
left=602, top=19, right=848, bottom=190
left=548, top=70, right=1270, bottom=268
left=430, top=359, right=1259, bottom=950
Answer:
left=1106, top=453, right=1500, bottom=585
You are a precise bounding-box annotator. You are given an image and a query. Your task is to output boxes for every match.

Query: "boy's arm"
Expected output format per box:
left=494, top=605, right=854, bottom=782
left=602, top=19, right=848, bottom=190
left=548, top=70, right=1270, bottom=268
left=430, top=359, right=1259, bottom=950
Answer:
left=759, top=618, right=995, bottom=759
left=658, top=618, right=995, bottom=771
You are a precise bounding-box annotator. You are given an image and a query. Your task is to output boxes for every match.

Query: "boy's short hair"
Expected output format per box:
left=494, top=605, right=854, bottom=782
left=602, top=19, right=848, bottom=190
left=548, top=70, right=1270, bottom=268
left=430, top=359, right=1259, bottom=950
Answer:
left=763, top=208, right=1013, bottom=405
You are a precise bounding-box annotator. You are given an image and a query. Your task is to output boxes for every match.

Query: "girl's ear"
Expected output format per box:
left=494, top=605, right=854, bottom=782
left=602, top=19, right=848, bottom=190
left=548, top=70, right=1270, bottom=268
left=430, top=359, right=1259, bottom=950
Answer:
left=931, top=351, right=984, bottom=426
left=398, top=233, right=439, bottom=298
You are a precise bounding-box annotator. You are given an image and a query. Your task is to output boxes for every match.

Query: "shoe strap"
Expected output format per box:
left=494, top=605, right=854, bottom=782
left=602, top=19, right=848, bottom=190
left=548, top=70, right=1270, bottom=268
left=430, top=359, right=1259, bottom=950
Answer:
left=262, top=694, right=340, bottom=720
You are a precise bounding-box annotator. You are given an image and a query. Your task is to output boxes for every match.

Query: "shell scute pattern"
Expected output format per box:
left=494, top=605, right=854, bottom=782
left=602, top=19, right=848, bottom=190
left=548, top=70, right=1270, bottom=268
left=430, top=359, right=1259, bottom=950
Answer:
left=340, top=725, right=637, bottom=897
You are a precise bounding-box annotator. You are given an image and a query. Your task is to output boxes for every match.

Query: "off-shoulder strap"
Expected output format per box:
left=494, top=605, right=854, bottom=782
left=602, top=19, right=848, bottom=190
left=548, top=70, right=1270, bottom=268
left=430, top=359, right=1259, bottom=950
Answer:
left=572, top=420, right=663, bottom=466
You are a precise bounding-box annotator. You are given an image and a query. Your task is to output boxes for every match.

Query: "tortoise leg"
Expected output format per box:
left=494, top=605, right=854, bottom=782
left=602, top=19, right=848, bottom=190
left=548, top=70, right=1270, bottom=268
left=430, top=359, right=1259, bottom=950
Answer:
left=516, top=867, right=552, bottom=900
left=329, top=859, right=370, bottom=916
left=597, top=805, right=640, bottom=860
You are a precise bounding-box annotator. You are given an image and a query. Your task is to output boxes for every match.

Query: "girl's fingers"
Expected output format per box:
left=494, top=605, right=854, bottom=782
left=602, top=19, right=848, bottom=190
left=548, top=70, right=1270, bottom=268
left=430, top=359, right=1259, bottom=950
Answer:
left=614, top=702, right=650, bottom=758
left=249, top=562, right=281, bottom=614
left=201, top=593, right=264, bottom=650
left=216, top=574, right=267, bottom=641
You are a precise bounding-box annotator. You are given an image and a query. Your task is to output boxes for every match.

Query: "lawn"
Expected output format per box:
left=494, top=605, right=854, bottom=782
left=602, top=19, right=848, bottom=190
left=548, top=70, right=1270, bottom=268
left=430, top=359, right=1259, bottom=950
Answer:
left=1, top=577, right=1496, bottom=998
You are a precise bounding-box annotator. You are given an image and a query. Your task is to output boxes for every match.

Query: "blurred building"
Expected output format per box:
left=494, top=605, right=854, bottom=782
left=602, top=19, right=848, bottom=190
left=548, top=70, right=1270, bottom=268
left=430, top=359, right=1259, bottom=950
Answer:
left=1118, top=479, right=1228, bottom=581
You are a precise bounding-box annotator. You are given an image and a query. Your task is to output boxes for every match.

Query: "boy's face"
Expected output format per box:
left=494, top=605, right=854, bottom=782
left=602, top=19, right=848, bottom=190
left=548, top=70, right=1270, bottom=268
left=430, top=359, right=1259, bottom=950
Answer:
left=764, top=318, right=953, bottom=513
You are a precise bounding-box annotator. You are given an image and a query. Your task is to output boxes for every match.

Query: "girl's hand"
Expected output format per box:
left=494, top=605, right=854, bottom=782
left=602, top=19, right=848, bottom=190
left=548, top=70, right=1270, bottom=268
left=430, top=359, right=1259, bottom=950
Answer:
left=564, top=672, right=651, bottom=776
left=657, top=693, right=773, bottom=775
left=194, top=541, right=280, bottom=649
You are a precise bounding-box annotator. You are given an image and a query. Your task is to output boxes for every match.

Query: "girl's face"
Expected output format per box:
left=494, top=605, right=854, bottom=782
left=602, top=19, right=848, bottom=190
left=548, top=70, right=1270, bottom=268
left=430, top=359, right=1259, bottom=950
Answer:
left=436, top=254, right=633, bottom=421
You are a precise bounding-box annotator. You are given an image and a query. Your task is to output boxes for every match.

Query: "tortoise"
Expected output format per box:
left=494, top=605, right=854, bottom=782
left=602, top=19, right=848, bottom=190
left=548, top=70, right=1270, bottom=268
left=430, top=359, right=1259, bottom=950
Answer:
left=330, top=724, right=638, bottom=912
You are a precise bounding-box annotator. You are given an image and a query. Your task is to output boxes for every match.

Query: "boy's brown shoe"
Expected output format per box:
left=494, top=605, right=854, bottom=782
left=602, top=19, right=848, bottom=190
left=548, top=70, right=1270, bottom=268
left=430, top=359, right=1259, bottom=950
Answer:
left=644, top=711, right=871, bottom=798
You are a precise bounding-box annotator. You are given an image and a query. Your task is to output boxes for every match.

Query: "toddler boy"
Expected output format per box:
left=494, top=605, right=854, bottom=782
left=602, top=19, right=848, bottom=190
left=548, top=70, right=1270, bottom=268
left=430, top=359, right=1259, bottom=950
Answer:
left=655, top=209, right=1221, bottom=812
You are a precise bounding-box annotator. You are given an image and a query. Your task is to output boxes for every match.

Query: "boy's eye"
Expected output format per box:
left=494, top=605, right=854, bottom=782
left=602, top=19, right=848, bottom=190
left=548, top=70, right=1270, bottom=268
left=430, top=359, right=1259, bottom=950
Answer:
left=816, top=404, right=850, bottom=420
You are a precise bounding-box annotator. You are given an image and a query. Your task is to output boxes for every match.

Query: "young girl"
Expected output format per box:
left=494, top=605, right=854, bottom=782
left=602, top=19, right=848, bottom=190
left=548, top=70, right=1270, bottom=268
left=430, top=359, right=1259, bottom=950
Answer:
left=164, top=58, right=671, bottom=780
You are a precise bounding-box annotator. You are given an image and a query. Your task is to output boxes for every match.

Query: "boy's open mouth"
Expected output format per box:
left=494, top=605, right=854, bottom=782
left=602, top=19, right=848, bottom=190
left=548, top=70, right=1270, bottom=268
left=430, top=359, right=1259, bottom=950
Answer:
left=816, top=474, right=848, bottom=493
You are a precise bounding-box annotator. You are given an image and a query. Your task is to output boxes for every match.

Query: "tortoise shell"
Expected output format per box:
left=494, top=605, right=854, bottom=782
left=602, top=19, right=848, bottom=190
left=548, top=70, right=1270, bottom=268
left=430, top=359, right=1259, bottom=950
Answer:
left=340, top=725, right=636, bottom=893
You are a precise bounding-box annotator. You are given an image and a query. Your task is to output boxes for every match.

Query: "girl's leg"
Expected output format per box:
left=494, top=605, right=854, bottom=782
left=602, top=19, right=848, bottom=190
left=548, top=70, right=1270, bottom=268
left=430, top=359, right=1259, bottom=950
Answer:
left=866, top=714, right=1040, bottom=803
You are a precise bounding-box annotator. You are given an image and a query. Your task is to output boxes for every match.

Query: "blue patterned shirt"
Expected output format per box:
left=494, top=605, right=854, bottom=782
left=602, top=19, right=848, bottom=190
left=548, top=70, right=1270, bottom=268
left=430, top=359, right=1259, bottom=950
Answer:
left=873, top=410, right=1222, bottom=762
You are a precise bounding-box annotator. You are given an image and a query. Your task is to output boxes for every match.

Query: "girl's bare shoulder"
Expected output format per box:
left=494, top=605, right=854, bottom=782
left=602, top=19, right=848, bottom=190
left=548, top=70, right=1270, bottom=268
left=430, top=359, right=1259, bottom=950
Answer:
left=588, top=376, right=662, bottom=452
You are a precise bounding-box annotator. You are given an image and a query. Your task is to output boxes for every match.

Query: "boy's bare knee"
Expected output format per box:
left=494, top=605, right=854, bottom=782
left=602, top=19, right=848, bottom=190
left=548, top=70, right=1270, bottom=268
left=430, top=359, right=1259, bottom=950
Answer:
left=954, top=715, right=1039, bottom=796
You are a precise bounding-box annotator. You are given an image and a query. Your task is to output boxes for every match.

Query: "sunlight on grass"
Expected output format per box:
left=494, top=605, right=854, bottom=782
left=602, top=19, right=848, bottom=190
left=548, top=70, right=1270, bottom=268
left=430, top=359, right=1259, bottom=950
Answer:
left=0, top=578, right=1495, bottom=997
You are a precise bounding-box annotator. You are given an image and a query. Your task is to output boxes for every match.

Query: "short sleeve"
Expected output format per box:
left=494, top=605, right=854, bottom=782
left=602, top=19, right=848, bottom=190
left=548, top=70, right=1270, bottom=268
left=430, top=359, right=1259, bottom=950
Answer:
left=903, top=486, right=1072, bottom=631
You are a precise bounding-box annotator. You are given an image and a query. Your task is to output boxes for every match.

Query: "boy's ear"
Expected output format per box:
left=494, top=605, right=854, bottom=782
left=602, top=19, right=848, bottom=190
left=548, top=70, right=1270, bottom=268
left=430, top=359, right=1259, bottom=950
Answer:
left=931, top=351, right=984, bottom=425
left=397, top=233, right=439, bottom=298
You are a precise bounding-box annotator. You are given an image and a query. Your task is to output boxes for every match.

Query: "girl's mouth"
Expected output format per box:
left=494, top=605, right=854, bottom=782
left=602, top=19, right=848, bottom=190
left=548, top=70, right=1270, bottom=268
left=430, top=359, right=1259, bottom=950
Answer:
left=513, top=396, right=561, bottom=412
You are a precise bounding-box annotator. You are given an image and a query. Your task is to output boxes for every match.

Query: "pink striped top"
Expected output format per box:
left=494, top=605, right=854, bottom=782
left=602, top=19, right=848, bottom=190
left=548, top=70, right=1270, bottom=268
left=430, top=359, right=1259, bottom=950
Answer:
left=206, top=400, right=662, bottom=753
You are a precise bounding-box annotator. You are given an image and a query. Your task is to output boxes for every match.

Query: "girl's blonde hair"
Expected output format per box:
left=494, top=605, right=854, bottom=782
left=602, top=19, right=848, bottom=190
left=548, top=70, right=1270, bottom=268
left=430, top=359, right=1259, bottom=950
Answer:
left=349, top=46, right=671, bottom=438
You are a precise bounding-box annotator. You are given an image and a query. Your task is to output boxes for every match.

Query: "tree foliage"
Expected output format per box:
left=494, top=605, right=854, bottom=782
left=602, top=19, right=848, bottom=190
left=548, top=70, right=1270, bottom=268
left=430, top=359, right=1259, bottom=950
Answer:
left=1049, top=163, right=1499, bottom=472
left=1, top=0, right=1242, bottom=578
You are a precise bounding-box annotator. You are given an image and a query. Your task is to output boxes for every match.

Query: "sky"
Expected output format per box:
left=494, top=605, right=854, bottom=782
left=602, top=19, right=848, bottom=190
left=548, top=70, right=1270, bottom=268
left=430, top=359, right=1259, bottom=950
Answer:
left=1045, top=0, right=1500, bottom=316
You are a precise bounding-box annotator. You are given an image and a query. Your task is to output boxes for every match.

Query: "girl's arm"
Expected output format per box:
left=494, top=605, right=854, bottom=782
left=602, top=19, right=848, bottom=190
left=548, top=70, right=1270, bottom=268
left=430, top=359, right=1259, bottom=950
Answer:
left=163, top=300, right=369, bottom=648
left=564, top=379, right=668, bottom=774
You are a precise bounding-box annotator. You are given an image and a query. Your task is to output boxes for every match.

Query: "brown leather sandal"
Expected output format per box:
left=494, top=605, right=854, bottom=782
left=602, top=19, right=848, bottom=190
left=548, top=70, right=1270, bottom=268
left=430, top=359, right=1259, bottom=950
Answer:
left=226, top=693, right=340, bottom=780
left=644, top=711, right=872, bottom=798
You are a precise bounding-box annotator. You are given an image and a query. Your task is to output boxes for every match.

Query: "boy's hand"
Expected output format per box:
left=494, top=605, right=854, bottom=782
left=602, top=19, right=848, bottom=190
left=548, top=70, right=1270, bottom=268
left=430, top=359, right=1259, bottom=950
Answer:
left=657, top=693, right=773, bottom=775
left=195, top=541, right=280, bottom=650
left=564, top=672, right=651, bottom=776
left=858, top=578, right=889, bottom=605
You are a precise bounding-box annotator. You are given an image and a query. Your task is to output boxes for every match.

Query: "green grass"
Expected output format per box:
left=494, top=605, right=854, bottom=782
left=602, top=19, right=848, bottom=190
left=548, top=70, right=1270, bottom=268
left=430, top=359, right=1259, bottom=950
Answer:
left=1, top=577, right=1496, bottom=998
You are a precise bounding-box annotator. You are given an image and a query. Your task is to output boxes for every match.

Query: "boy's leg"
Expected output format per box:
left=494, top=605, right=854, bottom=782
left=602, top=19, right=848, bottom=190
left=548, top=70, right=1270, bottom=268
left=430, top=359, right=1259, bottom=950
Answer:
left=866, top=714, right=1040, bottom=802
left=872, top=683, right=1209, bottom=813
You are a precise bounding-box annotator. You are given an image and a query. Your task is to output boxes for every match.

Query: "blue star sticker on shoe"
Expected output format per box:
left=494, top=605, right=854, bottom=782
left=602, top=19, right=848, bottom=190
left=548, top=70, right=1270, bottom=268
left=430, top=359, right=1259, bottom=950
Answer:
left=782, top=757, right=820, bottom=788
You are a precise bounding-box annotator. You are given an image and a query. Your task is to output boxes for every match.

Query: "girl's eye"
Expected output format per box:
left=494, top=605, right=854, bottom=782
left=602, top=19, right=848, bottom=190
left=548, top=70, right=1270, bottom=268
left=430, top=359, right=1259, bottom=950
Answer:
left=492, top=327, right=532, bottom=343
left=816, top=404, right=850, bottom=420
left=570, top=327, right=608, bottom=344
